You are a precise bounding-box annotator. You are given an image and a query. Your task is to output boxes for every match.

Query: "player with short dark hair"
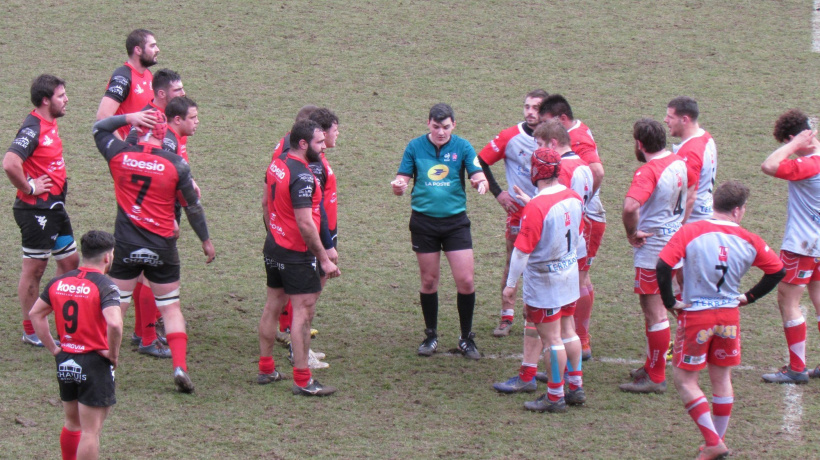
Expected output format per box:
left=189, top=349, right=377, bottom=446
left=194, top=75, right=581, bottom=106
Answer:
left=495, top=147, right=584, bottom=413
left=3, top=74, right=79, bottom=347
left=29, top=230, right=123, bottom=460
left=260, top=119, right=340, bottom=394
left=664, top=96, right=717, bottom=223
left=93, top=110, right=215, bottom=393
left=96, top=29, right=159, bottom=139
left=539, top=94, right=605, bottom=360
left=760, top=110, right=820, bottom=384
left=478, top=89, right=548, bottom=337
left=657, top=181, right=784, bottom=459
left=392, top=103, right=488, bottom=359
left=620, top=118, right=696, bottom=394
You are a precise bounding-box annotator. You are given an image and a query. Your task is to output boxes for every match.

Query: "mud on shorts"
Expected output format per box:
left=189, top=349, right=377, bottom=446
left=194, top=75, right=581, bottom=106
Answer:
left=110, top=241, right=180, bottom=284
left=13, top=207, right=76, bottom=260
left=56, top=351, right=116, bottom=407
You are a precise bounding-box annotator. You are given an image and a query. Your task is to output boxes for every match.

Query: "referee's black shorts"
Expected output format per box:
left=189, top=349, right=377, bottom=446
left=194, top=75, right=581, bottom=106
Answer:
left=409, top=210, right=472, bottom=253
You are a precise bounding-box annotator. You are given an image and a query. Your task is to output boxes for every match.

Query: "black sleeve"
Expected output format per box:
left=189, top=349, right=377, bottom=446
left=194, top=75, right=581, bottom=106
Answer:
left=656, top=259, right=677, bottom=310
left=7, top=118, right=39, bottom=161
left=744, top=268, right=786, bottom=304
left=103, top=68, right=131, bottom=103
left=124, top=126, right=139, bottom=146
left=319, top=202, right=332, bottom=249
left=92, top=116, right=130, bottom=161
left=479, top=157, right=503, bottom=198
left=176, top=160, right=210, bottom=242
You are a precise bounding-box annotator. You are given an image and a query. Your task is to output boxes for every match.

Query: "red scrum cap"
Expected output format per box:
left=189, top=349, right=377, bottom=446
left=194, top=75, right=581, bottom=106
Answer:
left=136, top=110, right=167, bottom=140
left=531, top=147, right=561, bottom=185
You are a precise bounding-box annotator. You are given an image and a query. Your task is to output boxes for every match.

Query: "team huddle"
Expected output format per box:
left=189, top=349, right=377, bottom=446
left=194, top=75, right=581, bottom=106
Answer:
left=4, top=29, right=819, bottom=460
left=390, top=91, right=818, bottom=460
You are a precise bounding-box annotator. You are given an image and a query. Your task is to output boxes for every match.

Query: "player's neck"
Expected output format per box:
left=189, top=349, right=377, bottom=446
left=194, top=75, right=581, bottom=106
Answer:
left=33, top=106, right=56, bottom=123
left=536, top=177, right=560, bottom=191
left=289, top=148, right=309, bottom=162
left=556, top=144, right=572, bottom=155
left=562, top=118, right=575, bottom=130
left=679, top=123, right=700, bottom=141
left=127, top=57, right=148, bottom=74
left=643, top=149, right=668, bottom=162
left=79, top=261, right=107, bottom=273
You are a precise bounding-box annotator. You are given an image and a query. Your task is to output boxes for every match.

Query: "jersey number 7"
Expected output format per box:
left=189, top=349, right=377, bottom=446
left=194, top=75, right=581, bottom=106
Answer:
left=131, top=174, right=152, bottom=205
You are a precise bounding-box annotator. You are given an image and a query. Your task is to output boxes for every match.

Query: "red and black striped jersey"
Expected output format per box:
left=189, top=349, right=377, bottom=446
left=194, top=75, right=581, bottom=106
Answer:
left=7, top=111, right=67, bottom=209
left=40, top=267, right=120, bottom=353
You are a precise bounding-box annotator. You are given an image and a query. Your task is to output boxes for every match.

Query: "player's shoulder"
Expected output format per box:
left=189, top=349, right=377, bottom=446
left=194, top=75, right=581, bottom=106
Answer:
left=448, top=134, right=475, bottom=151
left=497, top=123, right=526, bottom=139
left=15, top=113, right=41, bottom=137
left=110, top=64, right=132, bottom=81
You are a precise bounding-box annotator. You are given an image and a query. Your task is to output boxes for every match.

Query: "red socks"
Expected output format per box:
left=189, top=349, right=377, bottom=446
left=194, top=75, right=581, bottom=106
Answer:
left=784, top=317, right=807, bottom=372
left=645, top=320, right=670, bottom=383
left=519, top=364, right=536, bottom=382
left=165, top=332, right=188, bottom=371
left=259, top=356, right=275, bottom=375
left=711, top=394, right=733, bottom=440
left=685, top=396, right=721, bottom=447
left=293, top=367, right=311, bottom=388
left=137, top=283, right=159, bottom=346
left=60, top=426, right=81, bottom=460
left=574, top=285, right=592, bottom=345
left=547, top=381, right=564, bottom=401
left=279, top=301, right=293, bottom=332
left=23, top=320, right=35, bottom=335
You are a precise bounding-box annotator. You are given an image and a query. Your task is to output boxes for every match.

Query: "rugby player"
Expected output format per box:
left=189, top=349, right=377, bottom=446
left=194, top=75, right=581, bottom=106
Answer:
left=538, top=94, right=604, bottom=360
left=260, top=119, right=340, bottom=395
left=29, top=230, right=123, bottom=460
left=3, top=74, right=79, bottom=347
left=619, top=118, right=695, bottom=394
left=495, top=147, right=583, bottom=413
left=760, top=110, right=820, bottom=384
left=478, top=89, right=548, bottom=337
left=658, top=181, right=783, bottom=459
left=393, top=103, right=487, bottom=359
left=93, top=110, right=215, bottom=393
left=96, top=29, right=158, bottom=139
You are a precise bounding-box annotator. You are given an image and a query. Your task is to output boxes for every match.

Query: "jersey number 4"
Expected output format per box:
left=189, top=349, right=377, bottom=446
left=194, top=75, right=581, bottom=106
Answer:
left=131, top=174, right=152, bottom=205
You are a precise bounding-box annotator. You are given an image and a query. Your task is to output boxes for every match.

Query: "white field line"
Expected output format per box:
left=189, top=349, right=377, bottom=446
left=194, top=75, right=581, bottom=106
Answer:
left=814, top=0, right=820, bottom=52
left=437, top=352, right=758, bottom=370
left=782, top=384, right=803, bottom=440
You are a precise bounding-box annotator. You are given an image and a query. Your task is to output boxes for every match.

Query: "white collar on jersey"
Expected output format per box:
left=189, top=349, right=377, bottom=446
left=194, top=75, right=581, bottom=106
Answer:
left=648, top=150, right=673, bottom=162
left=568, top=119, right=582, bottom=132
left=536, top=183, right=568, bottom=196
left=674, top=128, right=706, bottom=150
left=706, top=218, right=739, bottom=227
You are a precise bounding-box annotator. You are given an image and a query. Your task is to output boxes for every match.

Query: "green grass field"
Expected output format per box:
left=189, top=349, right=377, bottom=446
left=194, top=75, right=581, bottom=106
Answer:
left=1, top=1, right=819, bottom=458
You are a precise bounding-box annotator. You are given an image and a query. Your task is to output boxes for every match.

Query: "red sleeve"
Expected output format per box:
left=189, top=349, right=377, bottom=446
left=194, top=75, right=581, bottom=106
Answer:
left=625, top=166, right=655, bottom=205
left=478, top=126, right=516, bottom=165
left=271, top=136, right=285, bottom=162
left=514, top=201, right=544, bottom=254
left=658, top=224, right=689, bottom=267
left=750, top=234, right=785, bottom=274
left=573, top=139, right=601, bottom=165
left=678, top=146, right=703, bottom=189
left=774, top=156, right=820, bottom=181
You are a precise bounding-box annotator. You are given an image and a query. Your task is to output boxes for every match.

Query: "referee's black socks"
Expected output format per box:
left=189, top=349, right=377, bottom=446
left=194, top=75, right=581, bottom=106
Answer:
left=457, top=292, right=475, bottom=338
left=420, top=291, right=438, bottom=332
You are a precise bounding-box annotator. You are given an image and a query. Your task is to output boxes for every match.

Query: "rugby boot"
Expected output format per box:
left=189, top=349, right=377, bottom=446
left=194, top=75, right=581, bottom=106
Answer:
left=257, top=370, right=285, bottom=385
left=417, top=328, right=438, bottom=356
left=619, top=376, right=667, bottom=394
left=761, top=365, right=809, bottom=384
left=565, top=387, right=586, bottom=406
left=292, top=379, right=336, bottom=396
left=173, top=367, right=195, bottom=393
left=493, top=319, right=513, bottom=337
left=138, top=339, right=172, bottom=358
left=458, top=332, right=480, bottom=360
left=492, top=376, right=537, bottom=393
left=524, top=394, right=567, bottom=413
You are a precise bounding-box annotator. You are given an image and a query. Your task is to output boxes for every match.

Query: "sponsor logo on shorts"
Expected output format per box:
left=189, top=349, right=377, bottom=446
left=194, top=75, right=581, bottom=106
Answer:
left=57, top=359, right=86, bottom=383
left=696, top=325, right=737, bottom=344
left=797, top=270, right=813, bottom=279
left=123, top=248, right=163, bottom=267
left=427, top=164, right=449, bottom=181
left=122, top=154, right=165, bottom=172
left=682, top=354, right=706, bottom=365
left=35, top=215, right=47, bottom=229
left=714, top=348, right=739, bottom=360
left=56, top=280, right=91, bottom=296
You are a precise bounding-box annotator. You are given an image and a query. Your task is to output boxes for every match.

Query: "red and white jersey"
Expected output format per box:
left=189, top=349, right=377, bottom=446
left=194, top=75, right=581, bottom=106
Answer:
left=626, top=151, right=695, bottom=268
left=659, top=219, right=783, bottom=311
left=673, top=128, right=717, bottom=222
left=774, top=153, right=820, bottom=257
left=568, top=120, right=606, bottom=222
left=558, top=151, right=592, bottom=258
left=515, top=184, right=583, bottom=308
left=478, top=122, right=538, bottom=206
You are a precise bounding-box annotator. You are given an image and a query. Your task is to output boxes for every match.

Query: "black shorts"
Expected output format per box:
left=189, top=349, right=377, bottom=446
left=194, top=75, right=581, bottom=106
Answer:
left=264, top=255, right=322, bottom=294
left=56, top=351, right=116, bottom=407
left=110, top=241, right=181, bottom=284
left=13, top=207, right=75, bottom=258
left=409, top=210, right=472, bottom=253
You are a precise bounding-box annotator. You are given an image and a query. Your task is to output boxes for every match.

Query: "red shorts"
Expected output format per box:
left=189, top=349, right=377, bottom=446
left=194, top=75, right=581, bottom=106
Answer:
left=577, top=257, right=589, bottom=273
left=505, top=208, right=524, bottom=240
left=525, top=303, right=572, bottom=324
left=582, top=217, right=606, bottom=269
left=780, top=250, right=820, bottom=285
left=672, top=308, right=741, bottom=371
left=634, top=267, right=677, bottom=295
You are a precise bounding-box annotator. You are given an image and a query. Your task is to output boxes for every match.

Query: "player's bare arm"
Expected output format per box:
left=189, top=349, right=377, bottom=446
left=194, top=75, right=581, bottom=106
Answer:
left=3, top=152, right=53, bottom=196
left=101, top=305, right=123, bottom=368
left=761, top=129, right=816, bottom=176
left=294, top=206, right=340, bottom=278
left=622, top=197, right=653, bottom=248
left=589, top=161, right=604, bottom=195
left=28, top=299, right=60, bottom=356
left=683, top=183, right=696, bottom=222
